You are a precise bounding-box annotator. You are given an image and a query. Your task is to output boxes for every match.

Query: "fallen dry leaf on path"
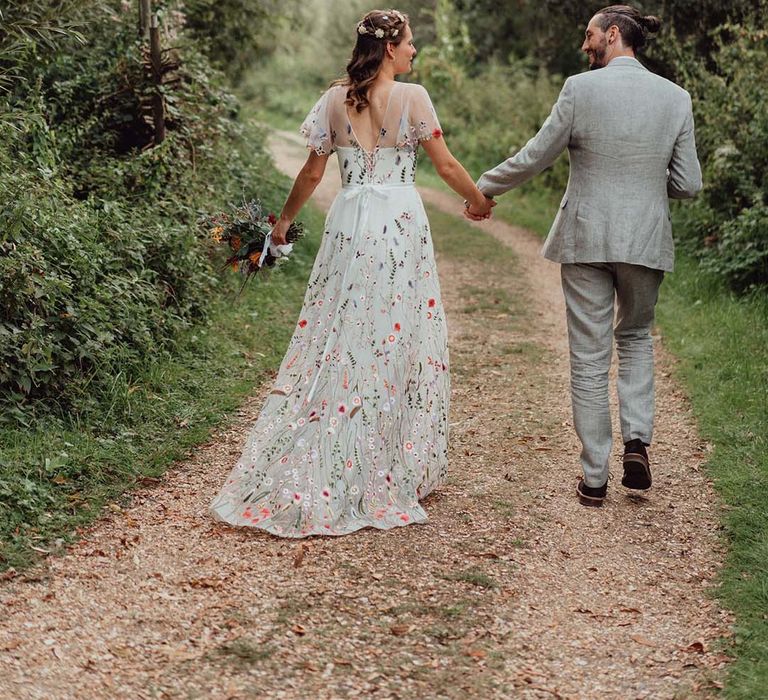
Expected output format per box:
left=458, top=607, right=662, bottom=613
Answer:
left=631, top=635, right=658, bottom=648
left=293, top=543, right=306, bottom=568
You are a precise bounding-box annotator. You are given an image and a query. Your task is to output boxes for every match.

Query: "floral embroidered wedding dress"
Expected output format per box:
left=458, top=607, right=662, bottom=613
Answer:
left=210, top=82, right=449, bottom=536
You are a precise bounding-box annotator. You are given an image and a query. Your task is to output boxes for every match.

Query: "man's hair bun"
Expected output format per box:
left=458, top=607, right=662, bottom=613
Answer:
left=641, top=15, right=662, bottom=33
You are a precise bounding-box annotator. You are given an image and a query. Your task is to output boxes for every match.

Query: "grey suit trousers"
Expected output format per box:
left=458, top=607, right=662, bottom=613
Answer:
left=561, top=263, right=664, bottom=487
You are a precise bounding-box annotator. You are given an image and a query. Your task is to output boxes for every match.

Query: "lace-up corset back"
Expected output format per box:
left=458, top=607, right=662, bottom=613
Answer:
left=300, top=82, right=442, bottom=185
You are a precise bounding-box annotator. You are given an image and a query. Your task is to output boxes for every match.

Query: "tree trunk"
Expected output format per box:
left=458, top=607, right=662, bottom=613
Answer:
left=138, top=0, right=151, bottom=38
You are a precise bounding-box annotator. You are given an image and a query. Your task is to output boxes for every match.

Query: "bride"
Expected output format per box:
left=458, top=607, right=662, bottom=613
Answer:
left=210, top=8, right=493, bottom=537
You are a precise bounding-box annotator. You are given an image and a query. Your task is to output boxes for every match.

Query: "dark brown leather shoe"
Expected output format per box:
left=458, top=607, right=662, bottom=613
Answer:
left=622, top=439, right=652, bottom=490
left=576, top=478, right=607, bottom=507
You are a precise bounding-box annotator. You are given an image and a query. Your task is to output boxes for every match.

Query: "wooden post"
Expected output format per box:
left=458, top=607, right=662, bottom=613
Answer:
left=150, top=13, right=165, bottom=144
left=138, top=0, right=151, bottom=38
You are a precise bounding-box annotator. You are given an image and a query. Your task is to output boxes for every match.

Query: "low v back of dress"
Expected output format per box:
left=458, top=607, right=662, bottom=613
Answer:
left=210, top=82, right=450, bottom=537
left=345, top=83, right=397, bottom=153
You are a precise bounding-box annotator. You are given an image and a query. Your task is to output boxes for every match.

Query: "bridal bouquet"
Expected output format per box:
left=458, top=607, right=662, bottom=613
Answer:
left=202, top=199, right=305, bottom=290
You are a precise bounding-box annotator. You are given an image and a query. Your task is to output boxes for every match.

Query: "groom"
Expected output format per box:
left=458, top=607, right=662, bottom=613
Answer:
left=469, top=5, right=702, bottom=506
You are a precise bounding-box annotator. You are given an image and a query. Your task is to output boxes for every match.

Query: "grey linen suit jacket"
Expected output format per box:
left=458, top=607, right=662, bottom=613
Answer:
left=477, top=56, right=702, bottom=272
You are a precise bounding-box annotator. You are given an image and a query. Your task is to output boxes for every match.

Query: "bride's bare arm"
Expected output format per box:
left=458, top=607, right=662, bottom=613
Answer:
left=421, top=136, right=492, bottom=214
left=272, top=152, right=331, bottom=244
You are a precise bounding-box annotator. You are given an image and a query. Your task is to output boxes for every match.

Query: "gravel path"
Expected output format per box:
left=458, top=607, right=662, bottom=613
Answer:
left=0, top=132, right=731, bottom=699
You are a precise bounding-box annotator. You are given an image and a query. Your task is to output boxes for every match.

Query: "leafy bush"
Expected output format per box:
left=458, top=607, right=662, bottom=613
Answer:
left=412, top=0, right=567, bottom=188
left=667, top=16, right=768, bottom=291
left=182, top=0, right=302, bottom=82
left=0, top=0, right=86, bottom=93
left=417, top=58, right=567, bottom=188
left=0, top=1, right=286, bottom=423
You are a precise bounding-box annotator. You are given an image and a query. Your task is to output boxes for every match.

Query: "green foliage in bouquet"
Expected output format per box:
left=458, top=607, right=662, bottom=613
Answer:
left=201, top=200, right=305, bottom=292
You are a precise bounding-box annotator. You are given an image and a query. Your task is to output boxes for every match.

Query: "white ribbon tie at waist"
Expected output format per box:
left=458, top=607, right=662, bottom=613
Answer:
left=341, top=181, right=414, bottom=207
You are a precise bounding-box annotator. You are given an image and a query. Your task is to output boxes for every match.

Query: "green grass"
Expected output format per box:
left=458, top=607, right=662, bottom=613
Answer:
left=216, top=639, right=275, bottom=666
left=426, top=205, right=518, bottom=270
left=0, top=200, right=325, bottom=571
left=415, top=160, right=560, bottom=238
left=439, top=600, right=473, bottom=619
left=490, top=498, right=516, bottom=519
left=440, top=569, right=499, bottom=590
left=656, top=256, right=768, bottom=700
left=239, top=71, right=320, bottom=133
left=491, top=186, right=560, bottom=238
left=459, top=285, right=520, bottom=317
left=489, top=183, right=768, bottom=699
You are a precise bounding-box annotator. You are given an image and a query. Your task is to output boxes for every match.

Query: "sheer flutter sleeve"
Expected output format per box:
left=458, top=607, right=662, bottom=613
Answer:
left=300, top=89, right=336, bottom=155
left=406, top=85, right=442, bottom=145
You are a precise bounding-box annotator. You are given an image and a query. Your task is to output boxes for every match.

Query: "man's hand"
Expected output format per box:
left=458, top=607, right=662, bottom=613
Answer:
left=463, top=196, right=496, bottom=221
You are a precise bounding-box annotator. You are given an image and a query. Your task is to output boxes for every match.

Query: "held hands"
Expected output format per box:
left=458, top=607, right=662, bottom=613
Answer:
left=463, top=195, right=496, bottom=222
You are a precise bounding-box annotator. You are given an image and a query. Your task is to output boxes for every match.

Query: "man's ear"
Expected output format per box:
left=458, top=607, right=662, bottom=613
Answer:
left=608, top=25, right=619, bottom=45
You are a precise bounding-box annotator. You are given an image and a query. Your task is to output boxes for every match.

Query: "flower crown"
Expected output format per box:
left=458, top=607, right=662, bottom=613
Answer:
left=356, top=11, right=406, bottom=40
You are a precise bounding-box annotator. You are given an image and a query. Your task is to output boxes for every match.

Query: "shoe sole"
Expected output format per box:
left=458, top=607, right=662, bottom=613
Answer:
left=622, top=454, right=652, bottom=490
left=576, top=483, right=605, bottom=507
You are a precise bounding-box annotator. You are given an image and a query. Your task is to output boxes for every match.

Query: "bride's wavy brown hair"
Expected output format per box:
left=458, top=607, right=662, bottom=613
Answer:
left=332, top=9, right=409, bottom=113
